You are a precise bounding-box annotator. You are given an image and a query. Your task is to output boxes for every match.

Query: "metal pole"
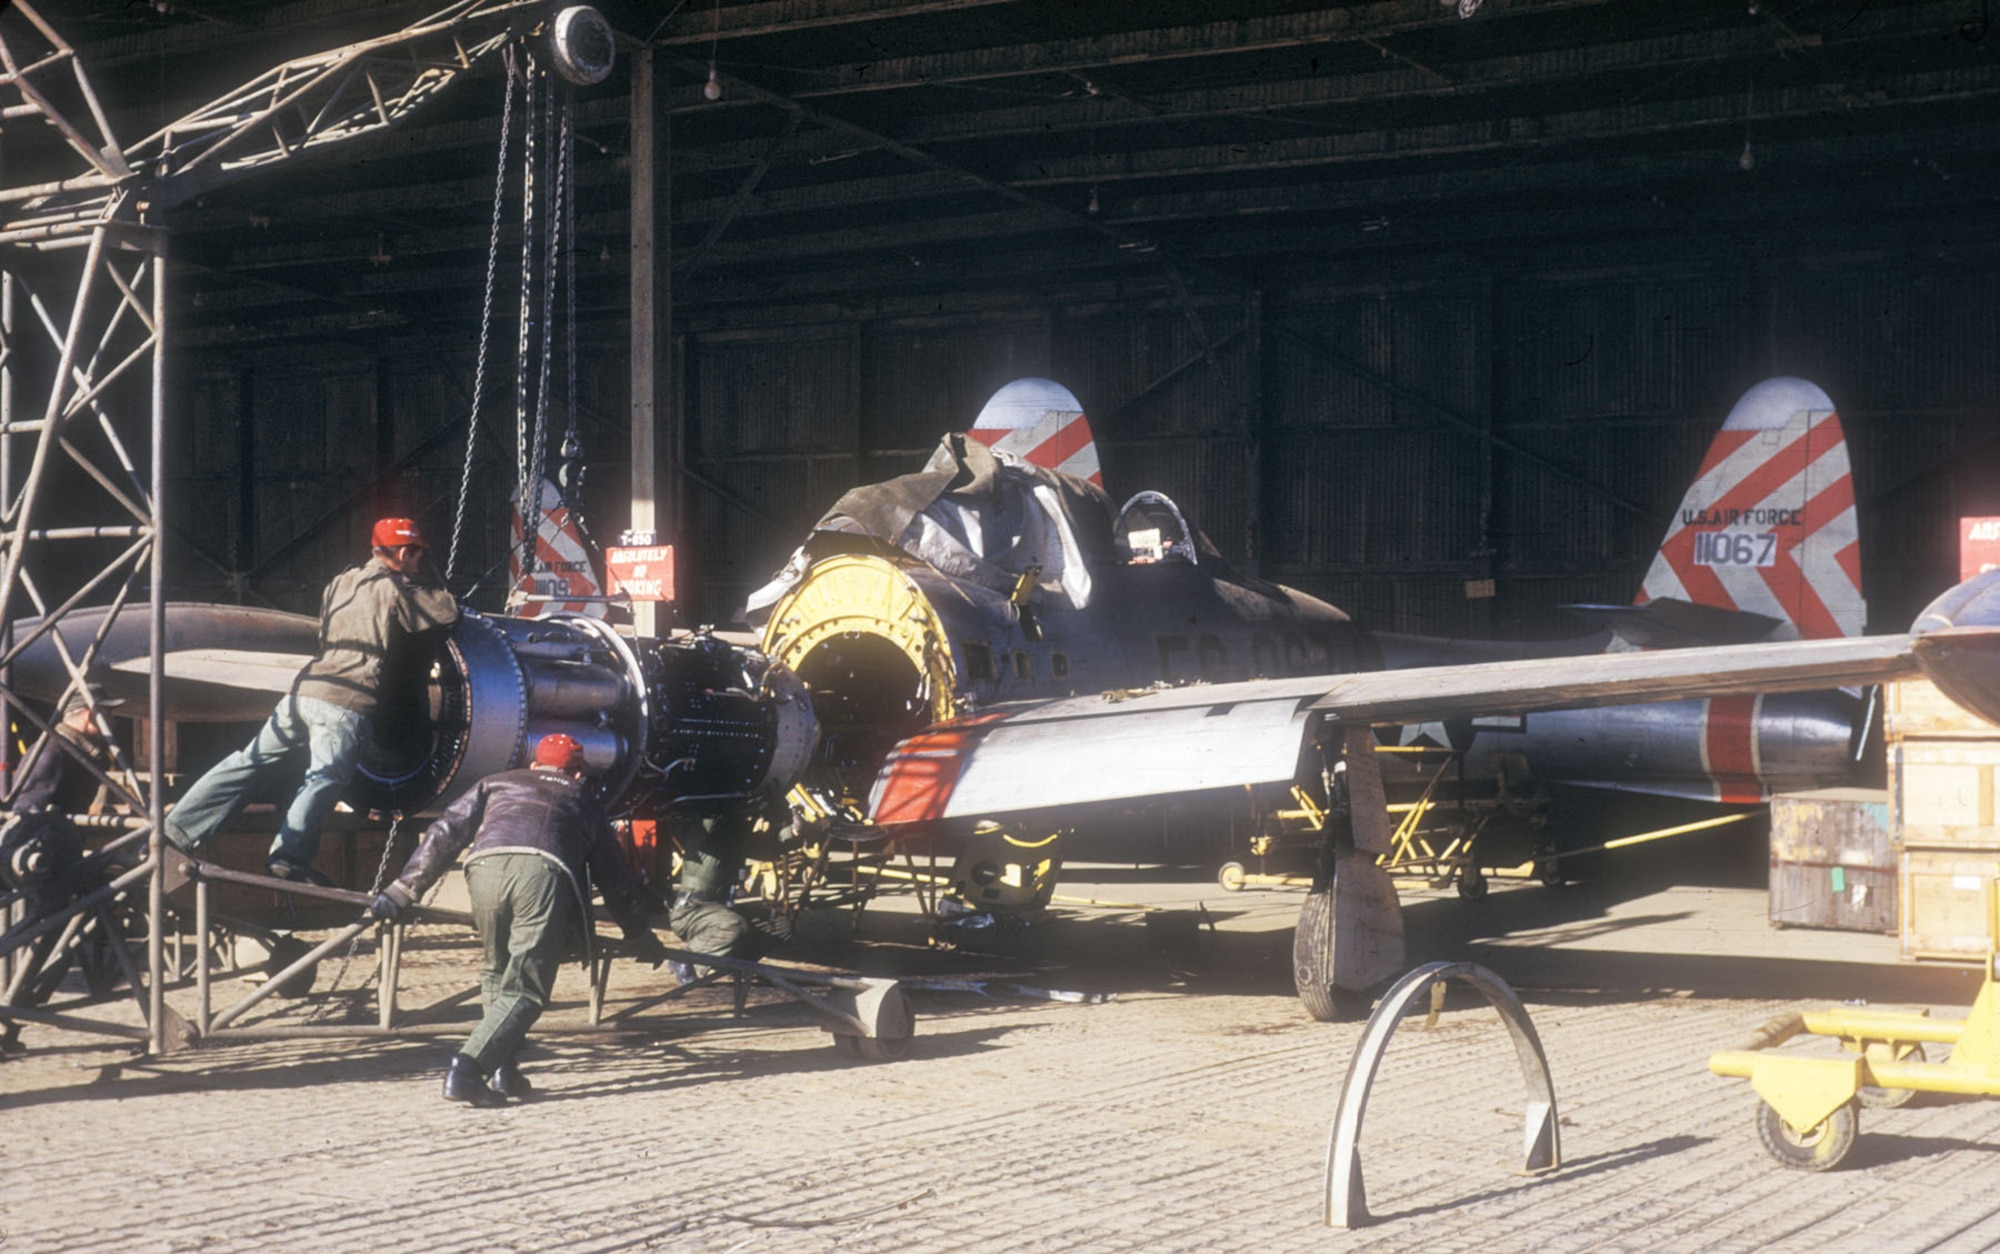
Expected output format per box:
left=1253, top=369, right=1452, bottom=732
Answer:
left=147, top=233, right=166, bottom=1054
left=195, top=877, right=210, bottom=1035
left=628, top=47, right=659, bottom=637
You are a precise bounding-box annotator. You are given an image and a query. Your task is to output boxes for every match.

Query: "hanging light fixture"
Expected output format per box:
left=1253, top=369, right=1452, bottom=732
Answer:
left=702, top=0, right=723, bottom=100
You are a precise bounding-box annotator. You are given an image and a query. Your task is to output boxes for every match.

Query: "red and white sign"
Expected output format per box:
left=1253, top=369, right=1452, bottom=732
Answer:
left=606, top=545, right=675, bottom=602
left=1963, top=517, right=2000, bottom=581
left=510, top=478, right=607, bottom=619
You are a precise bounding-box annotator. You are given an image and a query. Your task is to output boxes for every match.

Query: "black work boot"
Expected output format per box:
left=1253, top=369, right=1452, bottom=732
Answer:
left=442, top=1053, right=506, bottom=1107
left=489, top=1060, right=534, bottom=1099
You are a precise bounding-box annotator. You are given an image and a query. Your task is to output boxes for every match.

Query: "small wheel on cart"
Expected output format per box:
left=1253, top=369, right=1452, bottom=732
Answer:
left=1754, top=1098, right=1858, bottom=1171
left=1218, top=861, right=1247, bottom=892
left=1859, top=1042, right=1925, bottom=1109
left=1536, top=858, right=1568, bottom=888
left=1456, top=864, right=1488, bottom=901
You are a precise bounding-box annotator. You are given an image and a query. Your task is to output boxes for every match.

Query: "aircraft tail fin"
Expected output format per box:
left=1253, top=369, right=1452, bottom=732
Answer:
left=508, top=478, right=607, bottom=619
left=1635, top=377, right=1864, bottom=640
left=966, top=377, right=1101, bottom=486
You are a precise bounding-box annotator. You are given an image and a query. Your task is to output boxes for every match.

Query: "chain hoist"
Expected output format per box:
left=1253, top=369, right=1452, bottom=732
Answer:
left=448, top=45, right=518, bottom=586
left=451, top=30, right=591, bottom=604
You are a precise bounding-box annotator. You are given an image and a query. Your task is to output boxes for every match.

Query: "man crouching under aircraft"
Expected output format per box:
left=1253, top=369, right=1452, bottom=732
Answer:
left=367, top=733, right=668, bottom=1107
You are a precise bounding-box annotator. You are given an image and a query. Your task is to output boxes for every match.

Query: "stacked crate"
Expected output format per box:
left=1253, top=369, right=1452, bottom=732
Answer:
left=1768, top=787, right=1896, bottom=933
left=1890, top=679, right=2000, bottom=962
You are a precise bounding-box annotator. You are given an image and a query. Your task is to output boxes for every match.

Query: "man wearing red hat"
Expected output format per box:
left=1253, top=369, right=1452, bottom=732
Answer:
left=165, top=517, right=459, bottom=884
left=368, top=732, right=667, bottom=1106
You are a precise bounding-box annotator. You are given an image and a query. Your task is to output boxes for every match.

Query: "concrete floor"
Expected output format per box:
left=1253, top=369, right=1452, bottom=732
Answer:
left=3, top=826, right=1997, bottom=1253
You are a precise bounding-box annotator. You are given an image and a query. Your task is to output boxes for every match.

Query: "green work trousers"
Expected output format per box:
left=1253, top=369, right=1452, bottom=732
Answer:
left=671, top=809, right=752, bottom=959
left=462, top=852, right=576, bottom=1071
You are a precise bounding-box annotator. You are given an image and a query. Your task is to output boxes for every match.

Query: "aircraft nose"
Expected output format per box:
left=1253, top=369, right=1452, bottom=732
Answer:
left=1911, top=569, right=2000, bottom=726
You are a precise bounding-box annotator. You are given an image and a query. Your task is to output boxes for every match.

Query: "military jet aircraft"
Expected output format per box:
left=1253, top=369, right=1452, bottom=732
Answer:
left=745, top=378, right=1866, bottom=884
left=740, top=376, right=1999, bottom=1011
left=10, top=378, right=2000, bottom=1018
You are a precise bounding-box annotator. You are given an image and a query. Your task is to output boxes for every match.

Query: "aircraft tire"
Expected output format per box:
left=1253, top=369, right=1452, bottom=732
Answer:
left=1293, top=889, right=1368, bottom=1022
left=1456, top=865, right=1488, bottom=901
left=1754, top=1098, right=1858, bottom=1171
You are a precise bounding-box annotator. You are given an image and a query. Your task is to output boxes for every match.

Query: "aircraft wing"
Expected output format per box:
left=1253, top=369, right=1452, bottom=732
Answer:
left=867, top=633, right=1926, bottom=825
left=104, top=649, right=312, bottom=721
left=870, top=677, right=1332, bottom=824
left=8, top=603, right=319, bottom=722
left=1309, top=633, right=1917, bottom=725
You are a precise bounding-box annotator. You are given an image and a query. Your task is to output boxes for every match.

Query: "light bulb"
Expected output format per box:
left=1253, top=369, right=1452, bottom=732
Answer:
left=703, top=65, right=722, bottom=101
left=1087, top=186, right=1100, bottom=214
left=1738, top=139, right=1755, bottom=171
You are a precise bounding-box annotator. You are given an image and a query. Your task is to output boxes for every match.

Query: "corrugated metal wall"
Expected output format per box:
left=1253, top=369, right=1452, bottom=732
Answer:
left=176, top=258, right=2000, bottom=639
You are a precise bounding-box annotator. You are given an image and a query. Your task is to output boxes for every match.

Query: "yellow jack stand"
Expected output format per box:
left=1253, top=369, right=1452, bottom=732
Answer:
left=1709, top=887, right=2000, bottom=1170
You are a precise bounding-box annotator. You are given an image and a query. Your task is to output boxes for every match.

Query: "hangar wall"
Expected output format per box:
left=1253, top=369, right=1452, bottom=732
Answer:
left=673, top=253, right=1996, bottom=636
left=168, top=251, right=1997, bottom=641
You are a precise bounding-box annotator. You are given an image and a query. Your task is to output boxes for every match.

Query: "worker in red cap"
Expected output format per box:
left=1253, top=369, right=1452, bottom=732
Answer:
left=368, top=731, right=666, bottom=1106
left=165, top=517, right=459, bottom=884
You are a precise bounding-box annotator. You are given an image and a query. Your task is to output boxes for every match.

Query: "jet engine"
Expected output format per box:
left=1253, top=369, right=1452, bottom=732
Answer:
left=349, top=611, right=817, bottom=818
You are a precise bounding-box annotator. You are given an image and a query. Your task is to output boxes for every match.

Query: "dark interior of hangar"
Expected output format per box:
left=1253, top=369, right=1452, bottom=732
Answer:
left=4, top=0, right=1997, bottom=636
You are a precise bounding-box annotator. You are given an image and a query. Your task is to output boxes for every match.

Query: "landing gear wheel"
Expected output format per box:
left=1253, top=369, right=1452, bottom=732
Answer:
left=1755, top=1099, right=1858, bottom=1171
left=834, top=1027, right=914, bottom=1062
left=1218, top=861, right=1247, bottom=892
left=1536, top=859, right=1568, bottom=888
left=1457, top=864, right=1488, bottom=901
left=1292, top=888, right=1370, bottom=1022
left=1860, top=1042, right=1925, bottom=1109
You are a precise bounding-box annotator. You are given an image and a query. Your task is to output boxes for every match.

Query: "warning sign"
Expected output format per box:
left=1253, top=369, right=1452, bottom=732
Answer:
left=1962, top=518, right=2000, bottom=581
left=607, top=545, right=675, bottom=602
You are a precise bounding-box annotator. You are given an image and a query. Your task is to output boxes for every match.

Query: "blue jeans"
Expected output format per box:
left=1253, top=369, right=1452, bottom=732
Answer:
left=165, top=694, right=367, bottom=869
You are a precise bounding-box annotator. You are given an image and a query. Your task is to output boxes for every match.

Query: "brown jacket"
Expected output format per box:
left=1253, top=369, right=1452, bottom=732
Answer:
left=294, top=556, right=458, bottom=715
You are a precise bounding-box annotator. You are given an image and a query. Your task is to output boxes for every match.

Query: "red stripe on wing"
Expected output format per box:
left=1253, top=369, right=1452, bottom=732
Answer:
left=869, top=713, right=1009, bottom=826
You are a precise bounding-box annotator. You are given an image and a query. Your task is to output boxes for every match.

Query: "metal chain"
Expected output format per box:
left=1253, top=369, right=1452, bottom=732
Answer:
left=559, top=89, right=582, bottom=501
left=302, top=815, right=406, bottom=1025
left=514, top=51, right=538, bottom=514
left=521, top=79, right=561, bottom=589
left=447, top=45, right=517, bottom=585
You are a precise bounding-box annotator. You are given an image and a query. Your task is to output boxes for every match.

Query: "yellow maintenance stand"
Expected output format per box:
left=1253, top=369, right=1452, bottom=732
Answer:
left=1709, top=888, right=2000, bottom=1170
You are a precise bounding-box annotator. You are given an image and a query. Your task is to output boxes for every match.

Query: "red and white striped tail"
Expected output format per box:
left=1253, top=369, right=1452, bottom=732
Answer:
left=509, top=478, right=607, bottom=619
left=1638, top=377, right=1864, bottom=640
left=965, top=377, right=1101, bottom=486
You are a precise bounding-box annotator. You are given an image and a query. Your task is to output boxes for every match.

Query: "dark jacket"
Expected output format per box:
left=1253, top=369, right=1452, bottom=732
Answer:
left=382, top=766, right=653, bottom=939
left=13, top=724, right=109, bottom=815
left=294, top=556, right=459, bottom=715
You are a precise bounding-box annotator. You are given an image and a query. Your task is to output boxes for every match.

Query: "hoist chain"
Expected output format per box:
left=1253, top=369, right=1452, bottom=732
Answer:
left=448, top=45, right=518, bottom=585
left=302, top=814, right=406, bottom=1026
left=514, top=52, right=538, bottom=527
left=559, top=91, right=582, bottom=500
left=523, top=85, right=562, bottom=584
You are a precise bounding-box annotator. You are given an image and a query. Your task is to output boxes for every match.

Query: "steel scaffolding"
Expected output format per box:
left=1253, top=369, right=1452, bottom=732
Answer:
left=0, top=0, right=548, bottom=1056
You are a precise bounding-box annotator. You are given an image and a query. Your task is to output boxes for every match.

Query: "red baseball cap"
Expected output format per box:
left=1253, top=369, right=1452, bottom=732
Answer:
left=534, top=733, right=586, bottom=772
left=371, top=517, right=426, bottom=549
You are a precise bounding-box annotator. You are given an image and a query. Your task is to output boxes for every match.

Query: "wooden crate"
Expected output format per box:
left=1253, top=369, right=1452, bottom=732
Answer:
left=1899, top=847, right=2000, bottom=963
left=1885, top=679, right=2000, bottom=740
left=1893, top=740, right=2000, bottom=847
left=1768, top=788, right=1895, bottom=933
